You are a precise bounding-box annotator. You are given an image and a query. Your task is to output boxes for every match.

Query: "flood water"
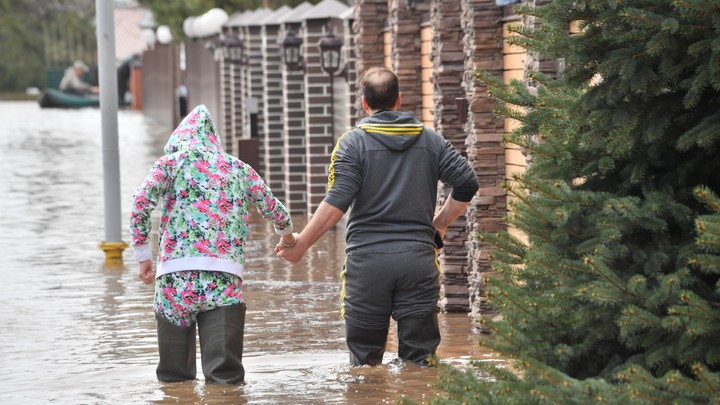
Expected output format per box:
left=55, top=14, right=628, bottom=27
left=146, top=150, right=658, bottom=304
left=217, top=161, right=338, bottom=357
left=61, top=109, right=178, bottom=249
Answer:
left=0, top=101, right=499, bottom=404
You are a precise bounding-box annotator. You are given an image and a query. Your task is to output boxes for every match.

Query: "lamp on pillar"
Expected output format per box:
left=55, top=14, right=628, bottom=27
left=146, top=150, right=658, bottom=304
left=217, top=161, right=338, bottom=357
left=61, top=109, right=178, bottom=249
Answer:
left=317, top=30, right=345, bottom=77
left=281, top=31, right=303, bottom=71
left=317, top=26, right=347, bottom=137
left=222, top=34, right=248, bottom=65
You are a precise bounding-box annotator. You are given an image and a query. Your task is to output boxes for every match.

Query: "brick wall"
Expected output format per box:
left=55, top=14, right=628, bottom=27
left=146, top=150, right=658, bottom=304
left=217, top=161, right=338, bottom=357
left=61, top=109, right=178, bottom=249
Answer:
left=261, top=22, right=286, bottom=201
left=303, top=19, right=340, bottom=214
left=281, top=22, right=308, bottom=215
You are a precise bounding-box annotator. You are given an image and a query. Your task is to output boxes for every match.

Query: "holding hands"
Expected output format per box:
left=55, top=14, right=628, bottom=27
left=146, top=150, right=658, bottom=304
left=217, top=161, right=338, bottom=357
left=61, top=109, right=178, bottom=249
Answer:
left=275, top=232, right=307, bottom=263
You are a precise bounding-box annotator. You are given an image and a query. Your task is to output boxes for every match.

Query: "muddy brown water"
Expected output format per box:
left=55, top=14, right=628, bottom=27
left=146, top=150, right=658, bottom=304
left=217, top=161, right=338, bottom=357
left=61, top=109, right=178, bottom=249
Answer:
left=0, top=101, right=500, bottom=404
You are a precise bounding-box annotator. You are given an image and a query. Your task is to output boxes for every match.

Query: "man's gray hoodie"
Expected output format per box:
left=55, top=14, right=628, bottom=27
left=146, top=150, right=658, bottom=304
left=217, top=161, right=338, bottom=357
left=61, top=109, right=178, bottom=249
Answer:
left=324, top=110, right=479, bottom=252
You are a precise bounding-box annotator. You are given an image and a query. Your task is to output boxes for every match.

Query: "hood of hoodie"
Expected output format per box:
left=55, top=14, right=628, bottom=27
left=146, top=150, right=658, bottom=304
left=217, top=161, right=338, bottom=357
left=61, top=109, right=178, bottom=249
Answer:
left=164, top=104, right=223, bottom=155
left=357, top=110, right=424, bottom=152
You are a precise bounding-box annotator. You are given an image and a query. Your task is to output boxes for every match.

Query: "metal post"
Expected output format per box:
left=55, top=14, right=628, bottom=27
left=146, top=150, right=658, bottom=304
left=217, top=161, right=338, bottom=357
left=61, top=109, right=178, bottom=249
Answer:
left=96, top=0, right=127, bottom=266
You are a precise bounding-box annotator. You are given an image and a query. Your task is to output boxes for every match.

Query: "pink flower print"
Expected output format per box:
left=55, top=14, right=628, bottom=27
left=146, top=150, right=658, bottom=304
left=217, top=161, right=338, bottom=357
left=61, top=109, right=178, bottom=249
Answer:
left=163, top=239, right=177, bottom=253
left=182, top=291, right=197, bottom=305
left=180, top=189, right=188, bottom=198
left=216, top=234, right=230, bottom=255
left=208, top=282, right=217, bottom=289
left=193, top=199, right=211, bottom=213
left=151, top=170, right=166, bottom=183
left=223, top=284, right=238, bottom=298
left=194, top=160, right=211, bottom=173
left=217, top=195, right=232, bottom=214
left=265, top=198, right=277, bottom=210
left=216, top=156, right=231, bottom=174
left=163, top=287, right=177, bottom=300
left=193, top=240, right=211, bottom=254
left=134, top=196, right=150, bottom=210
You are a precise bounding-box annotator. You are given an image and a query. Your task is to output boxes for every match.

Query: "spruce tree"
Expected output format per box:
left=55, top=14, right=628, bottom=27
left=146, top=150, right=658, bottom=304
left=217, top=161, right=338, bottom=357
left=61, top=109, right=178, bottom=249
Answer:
left=403, top=0, right=720, bottom=403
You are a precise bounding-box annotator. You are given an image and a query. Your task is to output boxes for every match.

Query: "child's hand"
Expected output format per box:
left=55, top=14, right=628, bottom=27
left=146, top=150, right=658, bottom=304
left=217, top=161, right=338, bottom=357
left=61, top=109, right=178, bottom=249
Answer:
left=275, top=232, right=298, bottom=253
left=138, top=260, right=155, bottom=284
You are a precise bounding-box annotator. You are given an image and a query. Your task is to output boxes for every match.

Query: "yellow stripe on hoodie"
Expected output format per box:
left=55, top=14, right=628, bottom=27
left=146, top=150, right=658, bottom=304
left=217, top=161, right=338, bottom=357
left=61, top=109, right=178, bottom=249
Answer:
left=327, top=129, right=354, bottom=191
left=358, top=124, right=423, bottom=136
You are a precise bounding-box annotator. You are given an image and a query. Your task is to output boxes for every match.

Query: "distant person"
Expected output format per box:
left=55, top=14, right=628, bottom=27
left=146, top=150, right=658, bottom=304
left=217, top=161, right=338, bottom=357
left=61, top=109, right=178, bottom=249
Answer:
left=59, top=60, right=98, bottom=95
left=130, top=104, right=295, bottom=384
left=276, top=67, right=479, bottom=367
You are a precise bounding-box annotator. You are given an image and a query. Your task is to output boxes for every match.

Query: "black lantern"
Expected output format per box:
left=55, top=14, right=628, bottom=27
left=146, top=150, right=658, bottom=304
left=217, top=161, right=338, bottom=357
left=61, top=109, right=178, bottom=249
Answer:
left=317, top=30, right=343, bottom=75
left=281, top=31, right=303, bottom=70
left=222, top=34, right=247, bottom=65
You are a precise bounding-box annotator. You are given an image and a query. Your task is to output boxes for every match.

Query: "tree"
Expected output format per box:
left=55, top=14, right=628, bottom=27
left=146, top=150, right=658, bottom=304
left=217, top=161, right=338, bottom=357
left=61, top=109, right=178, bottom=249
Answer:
left=405, top=0, right=720, bottom=403
left=137, top=0, right=317, bottom=42
left=0, top=0, right=96, bottom=92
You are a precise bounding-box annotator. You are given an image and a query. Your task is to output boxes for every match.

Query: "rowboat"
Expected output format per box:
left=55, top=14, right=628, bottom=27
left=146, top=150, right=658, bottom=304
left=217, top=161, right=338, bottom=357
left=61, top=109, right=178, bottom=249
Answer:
left=37, top=88, right=100, bottom=109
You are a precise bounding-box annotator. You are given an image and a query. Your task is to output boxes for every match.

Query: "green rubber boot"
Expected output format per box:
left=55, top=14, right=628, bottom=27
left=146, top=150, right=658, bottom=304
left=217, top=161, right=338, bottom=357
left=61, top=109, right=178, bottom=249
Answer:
left=345, top=323, right=389, bottom=366
left=197, top=303, right=247, bottom=384
left=155, top=313, right=197, bottom=382
left=397, top=314, right=441, bottom=366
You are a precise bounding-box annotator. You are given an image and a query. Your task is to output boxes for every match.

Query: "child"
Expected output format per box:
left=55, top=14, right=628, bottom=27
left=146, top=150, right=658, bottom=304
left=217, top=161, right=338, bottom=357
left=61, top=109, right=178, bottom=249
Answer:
left=130, top=104, right=296, bottom=384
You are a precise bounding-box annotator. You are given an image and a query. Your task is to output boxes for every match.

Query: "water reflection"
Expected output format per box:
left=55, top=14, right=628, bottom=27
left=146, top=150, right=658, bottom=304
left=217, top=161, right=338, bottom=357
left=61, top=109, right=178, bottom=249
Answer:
left=0, top=101, right=497, bottom=404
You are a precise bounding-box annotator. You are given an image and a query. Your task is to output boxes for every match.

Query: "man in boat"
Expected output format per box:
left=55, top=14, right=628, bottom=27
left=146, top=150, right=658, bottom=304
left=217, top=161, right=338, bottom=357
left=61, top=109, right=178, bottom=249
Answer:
left=276, top=67, right=479, bottom=367
left=59, top=60, right=99, bottom=95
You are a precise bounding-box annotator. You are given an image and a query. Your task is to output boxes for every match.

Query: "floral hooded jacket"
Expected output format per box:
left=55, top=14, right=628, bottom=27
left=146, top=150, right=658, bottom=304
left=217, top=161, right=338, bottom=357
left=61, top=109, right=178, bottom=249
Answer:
left=130, top=104, right=292, bottom=280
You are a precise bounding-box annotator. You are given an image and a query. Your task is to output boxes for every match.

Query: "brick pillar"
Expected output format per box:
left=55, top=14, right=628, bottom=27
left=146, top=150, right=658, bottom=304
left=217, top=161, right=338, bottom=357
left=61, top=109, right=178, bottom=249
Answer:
left=430, top=0, right=474, bottom=312
left=461, top=0, right=506, bottom=327
left=342, top=17, right=358, bottom=131
left=262, top=22, right=286, bottom=201
left=389, top=0, right=427, bottom=118
left=219, top=28, right=236, bottom=155
left=353, top=0, right=388, bottom=119
left=303, top=18, right=339, bottom=214
left=246, top=23, right=267, bottom=176
left=282, top=22, right=308, bottom=214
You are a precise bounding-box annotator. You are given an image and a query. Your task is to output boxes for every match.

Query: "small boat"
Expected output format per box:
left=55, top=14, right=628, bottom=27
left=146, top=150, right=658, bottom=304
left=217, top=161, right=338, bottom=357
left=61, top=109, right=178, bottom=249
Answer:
left=38, top=88, right=100, bottom=109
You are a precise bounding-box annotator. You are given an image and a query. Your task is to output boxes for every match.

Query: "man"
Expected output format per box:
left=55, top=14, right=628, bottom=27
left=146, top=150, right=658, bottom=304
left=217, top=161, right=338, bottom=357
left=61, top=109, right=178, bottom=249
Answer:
left=59, top=60, right=98, bottom=95
left=276, top=67, right=479, bottom=366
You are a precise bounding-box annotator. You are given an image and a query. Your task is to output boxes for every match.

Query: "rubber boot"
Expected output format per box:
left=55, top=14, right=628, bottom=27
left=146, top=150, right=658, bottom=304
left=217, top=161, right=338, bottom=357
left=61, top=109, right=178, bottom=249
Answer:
left=155, top=313, right=197, bottom=382
left=197, top=303, right=246, bottom=384
left=397, top=314, right=441, bottom=366
left=345, top=323, right=389, bottom=366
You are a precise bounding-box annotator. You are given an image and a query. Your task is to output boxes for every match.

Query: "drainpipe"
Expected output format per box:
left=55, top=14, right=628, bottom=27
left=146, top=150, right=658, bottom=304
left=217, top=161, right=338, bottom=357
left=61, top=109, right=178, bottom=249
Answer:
left=96, top=0, right=128, bottom=267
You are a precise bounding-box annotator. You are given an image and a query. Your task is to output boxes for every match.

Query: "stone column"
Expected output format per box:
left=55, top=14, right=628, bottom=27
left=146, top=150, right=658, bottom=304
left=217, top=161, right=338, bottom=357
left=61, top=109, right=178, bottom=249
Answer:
left=353, top=0, right=388, bottom=119
left=388, top=0, right=427, bottom=117
left=430, top=0, right=474, bottom=312
left=461, top=0, right=506, bottom=327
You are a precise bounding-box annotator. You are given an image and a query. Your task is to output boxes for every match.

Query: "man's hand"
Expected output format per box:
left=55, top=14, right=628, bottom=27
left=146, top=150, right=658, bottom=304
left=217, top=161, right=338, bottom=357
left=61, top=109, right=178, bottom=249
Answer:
left=138, top=260, right=155, bottom=284
left=275, top=233, right=307, bottom=263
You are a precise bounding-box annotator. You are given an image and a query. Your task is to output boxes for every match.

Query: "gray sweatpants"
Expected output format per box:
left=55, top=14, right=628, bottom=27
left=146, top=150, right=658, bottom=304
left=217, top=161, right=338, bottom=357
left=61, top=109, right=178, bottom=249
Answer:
left=341, top=243, right=440, bottom=330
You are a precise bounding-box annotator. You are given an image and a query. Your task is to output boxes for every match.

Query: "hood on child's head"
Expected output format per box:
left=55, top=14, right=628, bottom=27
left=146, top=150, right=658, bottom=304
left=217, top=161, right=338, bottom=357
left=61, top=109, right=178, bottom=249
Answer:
left=164, top=104, right=223, bottom=155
